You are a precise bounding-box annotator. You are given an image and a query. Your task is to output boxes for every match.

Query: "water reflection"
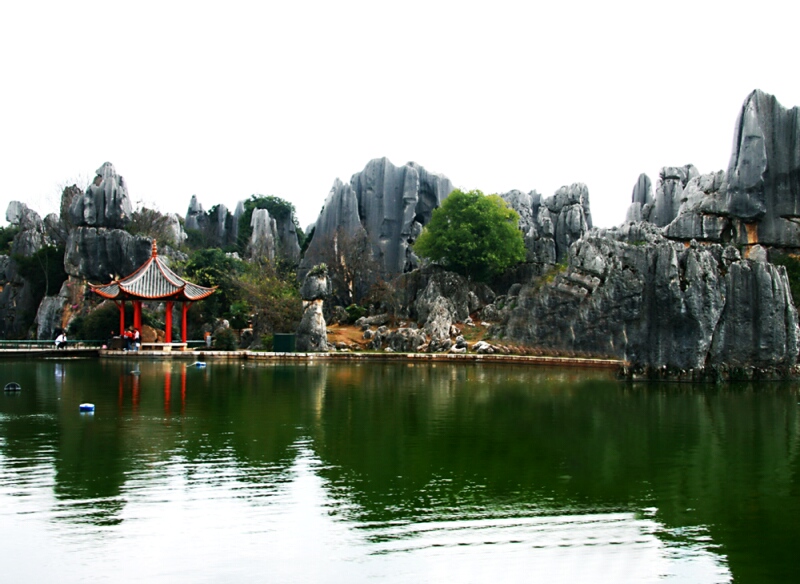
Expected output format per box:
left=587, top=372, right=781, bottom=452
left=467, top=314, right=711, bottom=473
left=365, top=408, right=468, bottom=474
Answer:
left=1, top=360, right=799, bottom=581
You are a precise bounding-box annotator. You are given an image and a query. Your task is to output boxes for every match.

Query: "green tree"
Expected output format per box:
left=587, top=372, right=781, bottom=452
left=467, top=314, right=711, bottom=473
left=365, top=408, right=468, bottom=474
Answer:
left=413, top=189, right=525, bottom=282
left=182, top=248, right=246, bottom=326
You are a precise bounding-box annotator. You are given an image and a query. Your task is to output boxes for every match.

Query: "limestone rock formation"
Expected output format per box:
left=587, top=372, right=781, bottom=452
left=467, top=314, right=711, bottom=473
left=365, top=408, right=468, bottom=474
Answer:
left=249, top=208, right=278, bottom=261
left=499, top=224, right=798, bottom=375
left=300, top=158, right=454, bottom=281
left=633, top=91, right=800, bottom=249
left=69, top=162, right=132, bottom=228
left=64, top=227, right=153, bottom=282
left=296, top=265, right=331, bottom=352
left=501, top=183, right=591, bottom=264
left=185, top=195, right=205, bottom=232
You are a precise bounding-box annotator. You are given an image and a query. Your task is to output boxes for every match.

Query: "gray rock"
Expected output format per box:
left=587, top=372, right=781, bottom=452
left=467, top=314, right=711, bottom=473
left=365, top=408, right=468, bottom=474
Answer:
left=499, top=226, right=798, bottom=372
left=35, top=280, right=71, bottom=340
left=69, top=162, right=132, bottom=228
left=6, top=201, right=29, bottom=225
left=300, top=158, right=454, bottom=282
left=502, top=183, right=591, bottom=264
left=384, top=327, right=428, bottom=352
left=185, top=195, right=205, bottom=231
left=423, top=296, right=456, bottom=343
left=249, top=208, right=278, bottom=261
left=64, top=227, right=152, bottom=281
left=300, top=266, right=331, bottom=301
left=295, top=298, right=328, bottom=352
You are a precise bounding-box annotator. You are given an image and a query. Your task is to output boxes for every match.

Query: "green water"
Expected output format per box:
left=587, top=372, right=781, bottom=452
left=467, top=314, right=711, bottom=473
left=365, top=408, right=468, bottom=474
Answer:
left=1, top=359, right=798, bottom=583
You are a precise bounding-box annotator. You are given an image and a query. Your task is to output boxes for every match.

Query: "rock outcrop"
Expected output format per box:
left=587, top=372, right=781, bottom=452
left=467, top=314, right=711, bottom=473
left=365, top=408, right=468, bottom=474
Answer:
left=69, top=162, right=132, bottom=228
left=300, top=158, right=454, bottom=281
left=64, top=227, right=152, bottom=282
left=296, top=265, right=330, bottom=352
left=628, top=90, right=800, bottom=250
left=499, top=223, right=798, bottom=376
left=501, top=183, right=592, bottom=265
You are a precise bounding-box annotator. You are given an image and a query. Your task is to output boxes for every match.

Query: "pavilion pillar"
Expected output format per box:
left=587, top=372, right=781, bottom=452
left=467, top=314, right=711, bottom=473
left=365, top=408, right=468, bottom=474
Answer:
left=133, top=301, right=142, bottom=331
left=181, top=302, right=189, bottom=343
left=165, top=301, right=173, bottom=343
left=118, top=301, right=125, bottom=335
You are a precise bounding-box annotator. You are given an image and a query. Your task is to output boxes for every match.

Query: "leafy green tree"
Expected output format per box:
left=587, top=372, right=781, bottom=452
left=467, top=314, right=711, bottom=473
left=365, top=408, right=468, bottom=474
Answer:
left=237, top=260, right=302, bottom=334
left=182, top=248, right=246, bottom=327
left=413, top=189, right=525, bottom=282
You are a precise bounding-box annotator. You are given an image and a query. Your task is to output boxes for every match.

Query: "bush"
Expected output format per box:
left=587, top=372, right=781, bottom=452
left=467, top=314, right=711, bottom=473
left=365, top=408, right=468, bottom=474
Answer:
left=345, top=304, right=367, bottom=323
left=213, top=327, right=238, bottom=351
left=414, top=189, right=525, bottom=282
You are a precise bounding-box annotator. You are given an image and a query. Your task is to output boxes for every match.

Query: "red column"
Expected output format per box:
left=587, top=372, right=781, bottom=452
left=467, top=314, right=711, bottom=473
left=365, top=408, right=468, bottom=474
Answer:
left=165, top=301, right=173, bottom=343
left=181, top=303, right=189, bottom=343
left=134, top=301, right=142, bottom=331
left=118, top=301, right=125, bottom=335
left=164, top=372, right=172, bottom=415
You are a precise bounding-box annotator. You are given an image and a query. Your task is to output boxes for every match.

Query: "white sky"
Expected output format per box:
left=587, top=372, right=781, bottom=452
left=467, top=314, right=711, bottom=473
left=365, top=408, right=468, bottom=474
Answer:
left=2, top=0, right=799, bottom=232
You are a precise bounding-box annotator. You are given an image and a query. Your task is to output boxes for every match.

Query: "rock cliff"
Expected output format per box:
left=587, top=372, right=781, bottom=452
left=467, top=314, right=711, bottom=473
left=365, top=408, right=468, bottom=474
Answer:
left=300, top=158, right=454, bottom=281
left=629, top=90, right=800, bottom=249
left=498, top=223, right=798, bottom=376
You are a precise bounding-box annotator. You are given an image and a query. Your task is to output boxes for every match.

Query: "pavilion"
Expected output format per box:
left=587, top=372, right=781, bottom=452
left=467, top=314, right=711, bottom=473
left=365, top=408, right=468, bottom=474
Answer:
left=90, top=241, right=215, bottom=343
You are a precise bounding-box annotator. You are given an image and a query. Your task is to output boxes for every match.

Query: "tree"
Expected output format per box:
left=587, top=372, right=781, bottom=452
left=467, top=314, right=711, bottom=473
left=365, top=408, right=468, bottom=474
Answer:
left=127, top=206, right=176, bottom=247
left=413, top=189, right=525, bottom=282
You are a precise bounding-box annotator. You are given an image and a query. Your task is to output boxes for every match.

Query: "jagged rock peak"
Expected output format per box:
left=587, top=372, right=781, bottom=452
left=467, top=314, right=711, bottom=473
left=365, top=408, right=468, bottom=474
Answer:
left=185, top=195, right=205, bottom=231
left=300, top=158, right=454, bottom=282
left=68, top=162, right=133, bottom=229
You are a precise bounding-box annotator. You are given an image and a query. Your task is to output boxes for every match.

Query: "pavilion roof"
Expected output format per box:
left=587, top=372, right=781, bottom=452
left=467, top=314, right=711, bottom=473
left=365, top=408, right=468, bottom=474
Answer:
left=90, top=241, right=216, bottom=302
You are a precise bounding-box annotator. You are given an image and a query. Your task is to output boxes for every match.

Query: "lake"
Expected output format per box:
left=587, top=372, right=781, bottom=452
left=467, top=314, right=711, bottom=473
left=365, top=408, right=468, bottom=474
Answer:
left=1, top=358, right=798, bottom=583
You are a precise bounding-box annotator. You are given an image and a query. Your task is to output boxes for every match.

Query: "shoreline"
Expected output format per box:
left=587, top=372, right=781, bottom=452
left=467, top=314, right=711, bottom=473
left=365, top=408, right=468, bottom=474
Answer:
left=0, top=346, right=623, bottom=369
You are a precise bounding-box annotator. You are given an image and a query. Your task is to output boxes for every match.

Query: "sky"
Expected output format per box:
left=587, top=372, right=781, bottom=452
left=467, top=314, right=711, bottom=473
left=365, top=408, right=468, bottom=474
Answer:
left=2, top=0, right=800, bottom=232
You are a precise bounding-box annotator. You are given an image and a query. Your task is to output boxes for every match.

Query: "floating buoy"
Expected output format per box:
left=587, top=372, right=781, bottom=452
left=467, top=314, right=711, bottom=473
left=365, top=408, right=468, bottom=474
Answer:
left=79, top=403, right=95, bottom=412
left=4, top=382, right=21, bottom=392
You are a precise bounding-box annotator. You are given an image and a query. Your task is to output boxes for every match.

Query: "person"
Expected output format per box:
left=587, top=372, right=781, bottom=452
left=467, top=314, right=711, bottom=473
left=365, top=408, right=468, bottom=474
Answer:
left=124, top=329, right=134, bottom=351
left=133, top=328, right=141, bottom=352
left=54, top=332, right=67, bottom=349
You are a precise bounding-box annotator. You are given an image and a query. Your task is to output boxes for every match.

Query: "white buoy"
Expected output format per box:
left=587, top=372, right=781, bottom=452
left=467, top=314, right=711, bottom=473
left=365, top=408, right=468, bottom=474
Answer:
left=79, top=403, right=95, bottom=412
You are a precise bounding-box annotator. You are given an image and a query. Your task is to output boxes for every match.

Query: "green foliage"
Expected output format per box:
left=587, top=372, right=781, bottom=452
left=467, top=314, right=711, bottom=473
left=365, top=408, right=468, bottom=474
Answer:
left=0, top=225, right=20, bottom=254
left=308, top=263, right=328, bottom=277
left=228, top=300, right=251, bottom=330
left=69, top=303, right=128, bottom=340
left=213, top=327, right=239, bottom=350
left=182, top=248, right=246, bottom=324
left=14, top=245, right=68, bottom=301
left=238, top=261, right=302, bottom=334
left=237, top=195, right=300, bottom=254
left=126, top=206, right=175, bottom=246
left=345, top=304, right=367, bottom=323
left=414, top=189, right=525, bottom=282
